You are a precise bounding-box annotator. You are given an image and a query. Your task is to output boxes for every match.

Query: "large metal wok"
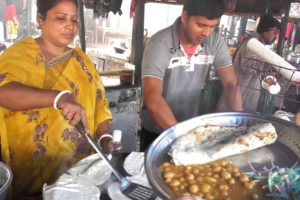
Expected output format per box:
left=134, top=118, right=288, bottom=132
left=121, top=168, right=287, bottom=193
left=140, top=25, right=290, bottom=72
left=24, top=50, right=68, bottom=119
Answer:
left=144, top=112, right=300, bottom=199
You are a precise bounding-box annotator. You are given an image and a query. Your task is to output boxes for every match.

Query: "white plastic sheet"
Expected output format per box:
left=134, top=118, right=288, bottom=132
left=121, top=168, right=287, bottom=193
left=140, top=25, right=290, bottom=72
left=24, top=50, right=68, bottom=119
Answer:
left=43, top=174, right=100, bottom=200
left=43, top=154, right=112, bottom=200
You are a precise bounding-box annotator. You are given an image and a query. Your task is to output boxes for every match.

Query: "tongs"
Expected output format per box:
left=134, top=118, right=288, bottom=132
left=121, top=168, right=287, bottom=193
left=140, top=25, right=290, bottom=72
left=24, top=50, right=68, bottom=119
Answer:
left=75, top=121, right=156, bottom=200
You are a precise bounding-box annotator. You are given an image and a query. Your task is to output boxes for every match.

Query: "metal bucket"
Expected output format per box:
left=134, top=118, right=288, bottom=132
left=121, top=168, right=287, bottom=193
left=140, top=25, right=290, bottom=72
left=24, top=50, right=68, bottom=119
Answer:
left=0, top=162, right=12, bottom=200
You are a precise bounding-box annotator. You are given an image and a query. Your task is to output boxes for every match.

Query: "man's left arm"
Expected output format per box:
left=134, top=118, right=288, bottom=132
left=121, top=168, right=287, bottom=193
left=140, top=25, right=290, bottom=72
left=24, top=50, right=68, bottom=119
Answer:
left=216, top=65, right=243, bottom=111
left=212, top=33, right=243, bottom=111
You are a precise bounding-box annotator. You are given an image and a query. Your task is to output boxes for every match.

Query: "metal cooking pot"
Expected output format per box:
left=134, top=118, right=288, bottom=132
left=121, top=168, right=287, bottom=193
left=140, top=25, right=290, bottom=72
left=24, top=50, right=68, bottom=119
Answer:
left=144, top=112, right=300, bottom=199
left=0, top=162, right=12, bottom=200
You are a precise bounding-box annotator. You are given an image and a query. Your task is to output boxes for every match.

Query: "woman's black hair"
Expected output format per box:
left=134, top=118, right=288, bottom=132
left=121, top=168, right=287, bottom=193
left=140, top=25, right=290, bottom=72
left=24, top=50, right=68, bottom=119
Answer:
left=36, top=0, right=78, bottom=19
left=183, top=0, right=225, bottom=19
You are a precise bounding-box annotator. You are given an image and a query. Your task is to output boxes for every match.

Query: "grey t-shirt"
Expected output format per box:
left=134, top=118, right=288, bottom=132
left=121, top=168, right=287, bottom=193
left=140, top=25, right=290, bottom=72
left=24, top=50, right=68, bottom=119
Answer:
left=141, top=18, right=232, bottom=134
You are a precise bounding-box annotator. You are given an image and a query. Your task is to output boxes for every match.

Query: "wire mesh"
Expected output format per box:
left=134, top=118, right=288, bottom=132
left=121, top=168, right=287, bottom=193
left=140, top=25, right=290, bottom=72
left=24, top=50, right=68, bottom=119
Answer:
left=238, top=56, right=300, bottom=115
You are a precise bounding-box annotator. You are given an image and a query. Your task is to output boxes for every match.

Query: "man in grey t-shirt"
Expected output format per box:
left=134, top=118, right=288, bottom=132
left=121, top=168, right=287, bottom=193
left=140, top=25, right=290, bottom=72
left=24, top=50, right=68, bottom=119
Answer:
left=140, top=0, right=242, bottom=151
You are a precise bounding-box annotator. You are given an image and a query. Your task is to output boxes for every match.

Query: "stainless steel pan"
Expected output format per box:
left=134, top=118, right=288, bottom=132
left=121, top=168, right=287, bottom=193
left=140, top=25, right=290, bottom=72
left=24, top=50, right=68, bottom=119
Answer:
left=144, top=112, right=300, bottom=199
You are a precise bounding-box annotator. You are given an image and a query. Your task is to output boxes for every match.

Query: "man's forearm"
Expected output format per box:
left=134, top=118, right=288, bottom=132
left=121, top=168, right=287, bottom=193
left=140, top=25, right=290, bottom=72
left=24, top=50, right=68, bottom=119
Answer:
left=224, top=85, right=243, bottom=111
left=145, top=97, right=177, bottom=130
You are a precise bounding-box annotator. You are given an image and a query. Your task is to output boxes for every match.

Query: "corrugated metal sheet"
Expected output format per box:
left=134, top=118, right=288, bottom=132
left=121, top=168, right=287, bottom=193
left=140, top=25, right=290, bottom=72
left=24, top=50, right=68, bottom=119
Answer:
left=144, top=0, right=298, bottom=15
left=83, top=0, right=299, bottom=15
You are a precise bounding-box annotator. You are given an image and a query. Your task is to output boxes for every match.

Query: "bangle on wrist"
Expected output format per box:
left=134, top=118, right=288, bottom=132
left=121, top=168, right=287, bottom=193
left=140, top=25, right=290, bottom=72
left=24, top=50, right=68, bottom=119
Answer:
left=53, top=90, right=72, bottom=110
left=98, top=134, right=113, bottom=144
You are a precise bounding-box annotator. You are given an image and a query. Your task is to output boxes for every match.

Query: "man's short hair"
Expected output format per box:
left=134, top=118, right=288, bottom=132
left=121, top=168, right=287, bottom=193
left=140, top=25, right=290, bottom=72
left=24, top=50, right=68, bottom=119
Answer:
left=257, top=15, right=281, bottom=33
left=183, top=0, right=225, bottom=19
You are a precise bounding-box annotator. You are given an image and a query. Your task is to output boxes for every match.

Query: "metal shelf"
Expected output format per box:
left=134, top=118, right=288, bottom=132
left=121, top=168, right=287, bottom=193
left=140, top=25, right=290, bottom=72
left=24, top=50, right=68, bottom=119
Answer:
left=238, top=56, right=300, bottom=114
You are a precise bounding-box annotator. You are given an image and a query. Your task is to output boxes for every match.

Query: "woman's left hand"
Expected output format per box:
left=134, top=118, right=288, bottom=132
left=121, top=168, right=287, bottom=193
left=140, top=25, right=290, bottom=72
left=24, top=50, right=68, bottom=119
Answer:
left=99, top=137, right=113, bottom=154
left=97, top=120, right=112, bottom=154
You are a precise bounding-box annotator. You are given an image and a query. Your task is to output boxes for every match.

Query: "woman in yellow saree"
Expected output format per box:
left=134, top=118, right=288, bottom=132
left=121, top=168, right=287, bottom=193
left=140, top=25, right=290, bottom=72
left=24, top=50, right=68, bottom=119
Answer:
left=0, top=0, right=112, bottom=198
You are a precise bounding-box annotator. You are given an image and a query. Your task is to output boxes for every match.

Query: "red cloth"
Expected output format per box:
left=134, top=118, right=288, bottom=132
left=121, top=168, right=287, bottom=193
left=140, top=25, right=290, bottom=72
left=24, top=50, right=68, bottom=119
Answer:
left=4, top=4, right=17, bottom=22
left=181, top=44, right=198, bottom=57
left=285, top=21, right=293, bottom=39
left=130, top=0, right=137, bottom=18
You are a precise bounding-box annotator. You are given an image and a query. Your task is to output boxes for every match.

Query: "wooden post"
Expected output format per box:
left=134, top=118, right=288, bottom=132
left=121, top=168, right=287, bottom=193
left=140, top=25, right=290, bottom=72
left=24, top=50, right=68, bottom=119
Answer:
left=77, top=0, right=86, bottom=52
left=276, top=0, right=291, bottom=56
left=131, top=0, right=145, bottom=86
left=237, top=16, right=248, bottom=44
left=264, top=0, right=270, bottom=14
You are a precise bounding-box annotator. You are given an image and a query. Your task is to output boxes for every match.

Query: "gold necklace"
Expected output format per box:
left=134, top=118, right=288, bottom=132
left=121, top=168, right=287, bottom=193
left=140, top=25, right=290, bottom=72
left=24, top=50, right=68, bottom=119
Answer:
left=36, top=38, right=74, bottom=68
left=42, top=49, right=74, bottom=68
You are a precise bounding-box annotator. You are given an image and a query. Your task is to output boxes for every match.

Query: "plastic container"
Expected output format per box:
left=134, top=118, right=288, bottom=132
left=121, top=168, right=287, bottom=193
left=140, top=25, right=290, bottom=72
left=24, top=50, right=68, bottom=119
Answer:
left=112, top=130, right=123, bottom=153
left=261, top=76, right=281, bottom=95
left=0, top=162, right=13, bottom=200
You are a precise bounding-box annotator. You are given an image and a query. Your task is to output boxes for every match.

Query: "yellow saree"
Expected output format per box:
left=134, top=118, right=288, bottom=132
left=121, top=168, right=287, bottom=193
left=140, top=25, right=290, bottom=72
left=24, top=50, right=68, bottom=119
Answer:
left=0, top=37, right=112, bottom=197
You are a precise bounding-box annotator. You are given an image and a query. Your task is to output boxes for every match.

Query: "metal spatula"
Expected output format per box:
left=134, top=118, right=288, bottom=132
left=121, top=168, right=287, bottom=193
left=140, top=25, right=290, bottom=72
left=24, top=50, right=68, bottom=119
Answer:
left=75, top=121, right=156, bottom=200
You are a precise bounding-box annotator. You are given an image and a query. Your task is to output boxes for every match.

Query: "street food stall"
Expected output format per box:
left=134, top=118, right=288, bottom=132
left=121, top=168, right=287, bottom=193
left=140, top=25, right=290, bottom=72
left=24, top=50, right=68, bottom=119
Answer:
left=42, top=0, right=300, bottom=199
left=1, top=0, right=300, bottom=199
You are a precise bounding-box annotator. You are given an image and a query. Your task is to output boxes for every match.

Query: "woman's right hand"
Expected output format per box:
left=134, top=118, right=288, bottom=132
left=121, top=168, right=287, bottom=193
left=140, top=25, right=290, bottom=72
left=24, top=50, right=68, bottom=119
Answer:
left=57, top=92, right=89, bottom=132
